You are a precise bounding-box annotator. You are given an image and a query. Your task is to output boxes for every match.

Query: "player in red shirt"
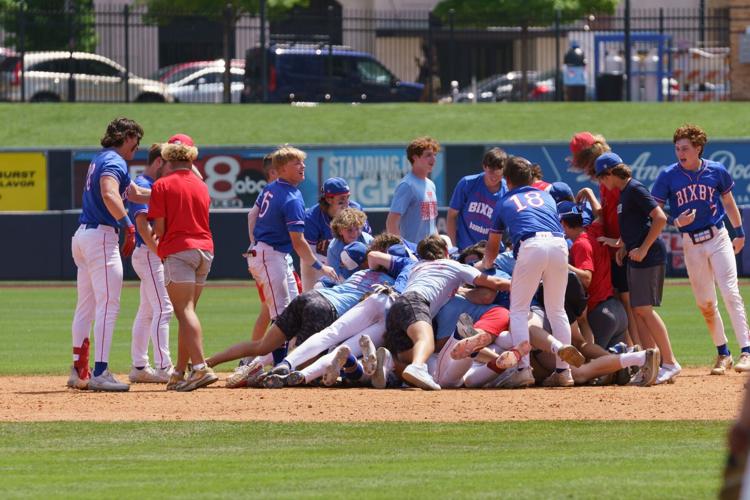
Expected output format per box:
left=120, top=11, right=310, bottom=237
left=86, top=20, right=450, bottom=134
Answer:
left=569, top=131, right=640, bottom=348
left=559, top=202, right=628, bottom=350
left=149, top=134, right=217, bottom=392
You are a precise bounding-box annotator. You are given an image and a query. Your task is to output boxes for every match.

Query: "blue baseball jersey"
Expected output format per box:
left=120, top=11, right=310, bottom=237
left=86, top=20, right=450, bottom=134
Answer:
left=486, top=267, right=512, bottom=309
left=127, top=174, right=154, bottom=246
left=390, top=173, right=438, bottom=244
left=449, top=173, right=507, bottom=250
left=651, top=159, right=734, bottom=232
left=316, top=269, right=394, bottom=316
left=253, top=179, right=306, bottom=253
left=433, top=295, right=496, bottom=341
left=304, top=201, right=371, bottom=246
left=326, top=232, right=374, bottom=280
left=79, top=149, right=131, bottom=227
left=489, top=186, right=563, bottom=247
left=404, top=259, right=482, bottom=317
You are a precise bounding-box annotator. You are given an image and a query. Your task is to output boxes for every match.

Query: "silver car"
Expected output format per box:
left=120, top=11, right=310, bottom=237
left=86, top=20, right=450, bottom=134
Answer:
left=0, top=51, right=172, bottom=102
left=167, top=66, right=245, bottom=103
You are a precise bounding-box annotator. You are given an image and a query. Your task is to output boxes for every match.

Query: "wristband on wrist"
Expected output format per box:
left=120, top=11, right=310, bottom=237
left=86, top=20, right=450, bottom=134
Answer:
left=735, top=226, right=745, bottom=238
left=666, top=215, right=675, bottom=226
left=117, top=215, right=133, bottom=228
left=311, top=260, right=323, bottom=270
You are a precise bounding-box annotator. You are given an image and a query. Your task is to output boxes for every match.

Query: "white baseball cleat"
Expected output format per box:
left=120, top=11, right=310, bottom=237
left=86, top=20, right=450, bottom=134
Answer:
left=322, top=345, right=351, bottom=387
left=128, top=365, right=170, bottom=384
left=372, top=347, right=393, bottom=389
left=359, top=335, right=378, bottom=377
left=88, top=370, right=130, bottom=392
left=402, top=363, right=441, bottom=391
left=225, top=360, right=265, bottom=389
left=736, top=353, right=750, bottom=373
left=492, top=366, right=534, bottom=389
left=495, top=341, right=532, bottom=370
left=655, top=363, right=682, bottom=385
left=66, top=366, right=89, bottom=390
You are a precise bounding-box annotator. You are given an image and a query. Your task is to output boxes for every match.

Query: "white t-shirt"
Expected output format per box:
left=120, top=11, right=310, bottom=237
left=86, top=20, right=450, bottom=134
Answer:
left=403, top=259, right=481, bottom=317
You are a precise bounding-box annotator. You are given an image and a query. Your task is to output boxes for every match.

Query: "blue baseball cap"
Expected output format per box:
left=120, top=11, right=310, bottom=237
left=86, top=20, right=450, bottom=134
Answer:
left=549, top=182, right=575, bottom=203
left=386, top=244, right=409, bottom=258
left=322, top=177, right=350, bottom=196
left=557, top=201, right=593, bottom=226
left=595, top=152, right=623, bottom=176
left=341, top=241, right=367, bottom=271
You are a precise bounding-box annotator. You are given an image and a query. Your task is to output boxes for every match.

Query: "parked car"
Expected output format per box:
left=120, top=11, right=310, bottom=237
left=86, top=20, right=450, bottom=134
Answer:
left=443, top=71, right=549, bottom=103
left=0, top=51, right=172, bottom=102
left=242, top=43, right=423, bottom=103
left=154, top=58, right=244, bottom=84
left=168, top=66, right=245, bottom=103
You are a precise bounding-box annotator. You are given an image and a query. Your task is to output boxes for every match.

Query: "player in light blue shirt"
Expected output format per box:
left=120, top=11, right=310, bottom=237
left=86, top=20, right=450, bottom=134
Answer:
left=447, top=147, right=508, bottom=251
left=386, top=137, right=440, bottom=244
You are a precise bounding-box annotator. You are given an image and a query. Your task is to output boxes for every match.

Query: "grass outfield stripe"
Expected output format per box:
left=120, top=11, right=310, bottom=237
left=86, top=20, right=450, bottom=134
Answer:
left=0, top=421, right=728, bottom=498
left=5, top=102, right=750, bottom=146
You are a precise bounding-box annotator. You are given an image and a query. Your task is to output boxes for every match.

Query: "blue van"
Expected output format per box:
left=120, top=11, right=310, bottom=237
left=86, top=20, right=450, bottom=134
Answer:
left=241, top=43, right=423, bottom=103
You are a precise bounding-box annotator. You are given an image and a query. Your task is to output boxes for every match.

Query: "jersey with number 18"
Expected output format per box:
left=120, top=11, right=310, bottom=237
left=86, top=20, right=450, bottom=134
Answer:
left=489, top=185, right=563, bottom=246
left=252, top=179, right=306, bottom=253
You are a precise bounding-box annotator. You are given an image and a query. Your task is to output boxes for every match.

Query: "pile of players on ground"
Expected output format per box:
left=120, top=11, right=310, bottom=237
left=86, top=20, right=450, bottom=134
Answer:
left=181, top=127, right=749, bottom=391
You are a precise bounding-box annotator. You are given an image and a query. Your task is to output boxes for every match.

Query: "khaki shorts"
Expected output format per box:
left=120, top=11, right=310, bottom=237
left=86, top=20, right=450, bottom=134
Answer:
left=164, top=249, right=213, bottom=285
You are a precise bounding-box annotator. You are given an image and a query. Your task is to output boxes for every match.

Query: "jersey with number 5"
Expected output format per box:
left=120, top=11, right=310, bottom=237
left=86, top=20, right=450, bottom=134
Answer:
left=489, top=185, right=563, bottom=246
left=252, top=179, right=306, bottom=253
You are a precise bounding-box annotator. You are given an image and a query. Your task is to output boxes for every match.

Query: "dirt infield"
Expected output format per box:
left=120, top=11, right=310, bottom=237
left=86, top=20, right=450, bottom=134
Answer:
left=0, top=368, right=744, bottom=422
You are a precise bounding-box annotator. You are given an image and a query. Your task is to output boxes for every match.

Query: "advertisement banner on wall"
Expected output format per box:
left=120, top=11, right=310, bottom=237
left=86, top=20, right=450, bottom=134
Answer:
left=0, top=152, right=47, bottom=211
left=72, top=146, right=446, bottom=210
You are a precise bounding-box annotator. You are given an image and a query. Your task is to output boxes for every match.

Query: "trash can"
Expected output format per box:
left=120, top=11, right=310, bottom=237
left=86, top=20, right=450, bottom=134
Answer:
left=596, top=73, right=624, bottom=101
left=563, top=41, right=587, bottom=101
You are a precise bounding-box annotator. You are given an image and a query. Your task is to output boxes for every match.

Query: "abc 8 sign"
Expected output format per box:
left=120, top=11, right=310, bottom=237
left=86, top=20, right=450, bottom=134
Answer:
left=203, top=156, right=267, bottom=208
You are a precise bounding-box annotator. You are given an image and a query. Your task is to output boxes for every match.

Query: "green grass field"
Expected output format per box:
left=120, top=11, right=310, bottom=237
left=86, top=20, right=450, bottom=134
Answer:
left=1, top=280, right=748, bottom=375
left=4, top=102, right=750, bottom=147
left=0, top=421, right=728, bottom=498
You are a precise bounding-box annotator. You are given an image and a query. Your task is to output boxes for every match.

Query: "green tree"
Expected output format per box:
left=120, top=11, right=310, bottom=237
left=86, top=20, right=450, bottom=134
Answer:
left=0, top=0, right=97, bottom=52
left=139, top=0, right=309, bottom=102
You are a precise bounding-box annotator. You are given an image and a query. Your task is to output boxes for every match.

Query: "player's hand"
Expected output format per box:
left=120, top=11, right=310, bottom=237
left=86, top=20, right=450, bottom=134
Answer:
left=321, top=264, right=340, bottom=283
left=733, top=236, right=745, bottom=255
left=675, top=208, right=696, bottom=228
left=597, top=236, right=622, bottom=248
left=615, top=246, right=626, bottom=266
left=628, top=247, right=647, bottom=263
left=120, top=225, right=136, bottom=257
left=575, top=187, right=594, bottom=204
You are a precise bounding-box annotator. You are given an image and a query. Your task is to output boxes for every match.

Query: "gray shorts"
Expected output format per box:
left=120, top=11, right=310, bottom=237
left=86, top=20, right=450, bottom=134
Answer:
left=588, top=297, right=628, bottom=349
left=164, top=249, right=214, bottom=285
left=627, top=264, right=665, bottom=308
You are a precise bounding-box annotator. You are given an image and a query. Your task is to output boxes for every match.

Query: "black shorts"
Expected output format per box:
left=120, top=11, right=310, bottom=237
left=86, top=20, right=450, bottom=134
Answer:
left=536, top=272, right=588, bottom=324
left=611, top=259, right=629, bottom=293
left=274, top=291, right=338, bottom=344
left=384, top=291, right=431, bottom=354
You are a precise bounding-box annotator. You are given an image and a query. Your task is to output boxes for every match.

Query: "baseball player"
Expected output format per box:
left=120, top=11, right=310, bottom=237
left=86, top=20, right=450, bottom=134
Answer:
left=127, top=143, right=173, bottom=383
left=326, top=207, right=374, bottom=281
left=302, top=177, right=371, bottom=291
left=652, top=124, right=750, bottom=375
left=480, top=156, right=579, bottom=387
left=247, top=146, right=338, bottom=322
left=446, top=147, right=508, bottom=251
left=68, top=117, right=149, bottom=392
left=386, top=136, right=440, bottom=244
left=595, top=152, right=681, bottom=385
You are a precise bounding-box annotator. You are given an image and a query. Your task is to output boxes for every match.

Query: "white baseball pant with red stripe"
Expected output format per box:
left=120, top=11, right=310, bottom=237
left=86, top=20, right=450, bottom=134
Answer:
left=247, top=241, right=299, bottom=320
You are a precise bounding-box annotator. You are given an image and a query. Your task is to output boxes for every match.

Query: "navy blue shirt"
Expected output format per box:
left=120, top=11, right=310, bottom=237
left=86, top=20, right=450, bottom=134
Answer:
left=618, top=179, right=666, bottom=268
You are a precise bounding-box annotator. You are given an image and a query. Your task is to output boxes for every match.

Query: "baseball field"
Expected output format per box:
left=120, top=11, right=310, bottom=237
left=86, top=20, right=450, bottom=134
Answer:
left=2, top=102, right=749, bottom=498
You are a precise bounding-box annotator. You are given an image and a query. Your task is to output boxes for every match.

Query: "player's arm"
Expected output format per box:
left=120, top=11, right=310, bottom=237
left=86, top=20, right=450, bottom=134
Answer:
left=576, top=187, right=602, bottom=218
left=446, top=208, right=459, bottom=248
left=459, top=285, right=496, bottom=305
left=290, top=231, right=339, bottom=282
left=473, top=272, right=510, bottom=292
left=100, top=176, right=129, bottom=220
left=135, top=213, right=159, bottom=255
left=721, top=191, right=746, bottom=254
left=127, top=180, right=151, bottom=204
left=152, top=217, right=165, bottom=240
left=568, top=264, right=592, bottom=289
left=479, top=231, right=502, bottom=270
left=247, top=204, right=260, bottom=245
left=367, top=250, right=392, bottom=271
left=629, top=205, right=667, bottom=262
left=656, top=201, right=695, bottom=229
left=385, top=212, right=401, bottom=237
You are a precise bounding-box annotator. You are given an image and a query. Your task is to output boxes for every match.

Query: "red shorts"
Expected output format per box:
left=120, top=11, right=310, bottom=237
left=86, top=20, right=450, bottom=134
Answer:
left=473, top=306, right=510, bottom=336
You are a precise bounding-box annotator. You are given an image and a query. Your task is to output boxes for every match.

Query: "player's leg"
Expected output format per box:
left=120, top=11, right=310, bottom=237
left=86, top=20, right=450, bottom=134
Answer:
left=541, top=241, right=573, bottom=370
left=130, top=247, right=154, bottom=372
left=248, top=245, right=294, bottom=320
left=433, top=332, right=474, bottom=388
left=587, top=297, right=627, bottom=350
left=708, top=230, right=750, bottom=366
left=69, top=230, right=94, bottom=387
left=507, top=241, right=546, bottom=367
left=145, top=250, right=174, bottom=372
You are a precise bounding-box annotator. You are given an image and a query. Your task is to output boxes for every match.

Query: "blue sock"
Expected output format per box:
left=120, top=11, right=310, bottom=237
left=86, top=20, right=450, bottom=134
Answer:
left=94, top=362, right=108, bottom=377
left=278, top=360, right=292, bottom=371
left=343, top=364, right=363, bottom=381
left=272, top=345, right=288, bottom=365
left=555, top=368, right=566, bottom=373
left=742, top=346, right=750, bottom=355
left=453, top=329, right=462, bottom=340
left=343, top=355, right=357, bottom=369
left=717, top=344, right=731, bottom=356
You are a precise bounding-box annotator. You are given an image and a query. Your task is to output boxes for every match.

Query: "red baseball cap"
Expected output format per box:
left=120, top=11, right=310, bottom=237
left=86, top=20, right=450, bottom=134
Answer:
left=569, top=132, right=596, bottom=155
left=167, top=133, right=195, bottom=147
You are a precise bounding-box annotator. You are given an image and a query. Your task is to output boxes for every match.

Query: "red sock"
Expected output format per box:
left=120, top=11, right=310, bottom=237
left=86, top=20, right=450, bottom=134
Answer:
left=487, top=359, right=505, bottom=375
left=73, top=338, right=90, bottom=379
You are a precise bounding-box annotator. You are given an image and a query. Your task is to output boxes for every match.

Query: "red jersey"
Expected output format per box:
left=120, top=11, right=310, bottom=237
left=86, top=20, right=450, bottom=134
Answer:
left=599, top=182, right=621, bottom=259
left=569, top=221, right=613, bottom=311
left=148, top=169, right=214, bottom=258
